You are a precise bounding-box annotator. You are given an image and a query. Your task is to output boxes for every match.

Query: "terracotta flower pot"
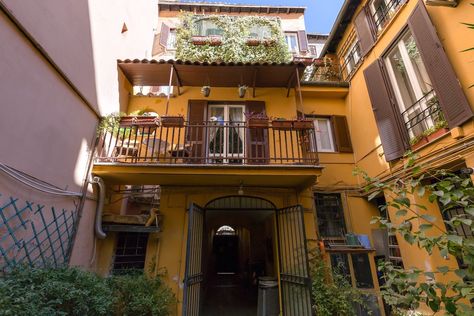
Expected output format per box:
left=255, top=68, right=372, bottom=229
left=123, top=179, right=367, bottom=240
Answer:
left=426, top=128, right=449, bottom=142
left=161, top=116, right=185, bottom=128
left=292, top=120, right=314, bottom=130
left=191, top=36, right=208, bottom=45
left=246, top=39, right=261, bottom=46
left=247, top=118, right=269, bottom=128
left=411, top=137, right=428, bottom=150
left=271, top=120, right=293, bottom=130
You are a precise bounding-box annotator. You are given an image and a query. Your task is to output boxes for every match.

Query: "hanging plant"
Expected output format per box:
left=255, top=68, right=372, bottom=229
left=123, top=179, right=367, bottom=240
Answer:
left=238, top=85, right=247, bottom=98
left=201, top=85, right=211, bottom=97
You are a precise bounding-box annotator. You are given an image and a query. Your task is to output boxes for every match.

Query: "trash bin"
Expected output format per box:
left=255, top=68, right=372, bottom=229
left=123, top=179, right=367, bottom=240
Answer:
left=257, top=277, right=279, bottom=316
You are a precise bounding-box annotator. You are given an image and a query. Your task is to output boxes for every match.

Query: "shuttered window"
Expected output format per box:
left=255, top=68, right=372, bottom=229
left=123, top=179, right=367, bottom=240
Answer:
left=186, top=100, right=208, bottom=163
left=310, top=116, right=353, bottom=153
left=297, top=30, right=309, bottom=53
left=245, top=101, right=269, bottom=164
left=354, top=6, right=376, bottom=57
left=364, top=1, right=472, bottom=161
left=284, top=33, right=299, bottom=53
left=159, top=23, right=170, bottom=48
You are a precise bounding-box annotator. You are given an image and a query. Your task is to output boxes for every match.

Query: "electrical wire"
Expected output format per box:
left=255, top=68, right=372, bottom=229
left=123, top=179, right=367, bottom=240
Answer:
left=0, top=163, right=82, bottom=197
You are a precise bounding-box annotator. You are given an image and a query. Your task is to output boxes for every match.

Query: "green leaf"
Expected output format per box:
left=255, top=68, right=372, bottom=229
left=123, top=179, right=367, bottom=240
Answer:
left=417, top=186, right=426, bottom=197
left=437, top=266, right=449, bottom=274
left=457, top=218, right=473, bottom=226
left=427, top=298, right=440, bottom=312
left=396, top=209, right=408, bottom=217
left=440, top=247, right=449, bottom=258
left=394, top=197, right=411, bottom=207
left=447, top=234, right=463, bottom=246
left=465, top=207, right=474, bottom=216
left=421, top=214, right=436, bottom=223
left=445, top=300, right=457, bottom=315
left=433, top=190, right=445, bottom=197
left=419, top=223, right=433, bottom=231
left=455, top=269, right=467, bottom=278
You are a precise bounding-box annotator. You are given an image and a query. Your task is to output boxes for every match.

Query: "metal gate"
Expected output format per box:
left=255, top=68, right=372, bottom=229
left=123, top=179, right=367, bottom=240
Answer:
left=277, top=205, right=312, bottom=316
left=183, top=203, right=205, bottom=316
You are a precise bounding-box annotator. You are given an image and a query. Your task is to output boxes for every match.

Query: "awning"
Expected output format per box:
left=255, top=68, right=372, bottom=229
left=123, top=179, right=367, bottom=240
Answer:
left=117, top=59, right=306, bottom=88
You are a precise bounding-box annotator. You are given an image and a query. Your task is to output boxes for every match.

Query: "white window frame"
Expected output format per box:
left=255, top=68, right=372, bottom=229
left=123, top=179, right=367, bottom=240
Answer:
left=207, top=104, right=246, bottom=162
left=384, top=30, right=436, bottom=138
left=166, top=29, right=177, bottom=50
left=308, top=44, right=318, bottom=57
left=313, top=118, right=336, bottom=152
left=284, top=32, right=299, bottom=53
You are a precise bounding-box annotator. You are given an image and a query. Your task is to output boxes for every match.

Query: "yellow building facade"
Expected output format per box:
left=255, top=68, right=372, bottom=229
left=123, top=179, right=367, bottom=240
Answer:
left=89, top=1, right=473, bottom=315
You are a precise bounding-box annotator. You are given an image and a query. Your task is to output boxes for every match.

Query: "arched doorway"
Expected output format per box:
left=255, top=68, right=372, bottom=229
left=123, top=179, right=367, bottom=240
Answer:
left=203, top=196, right=277, bottom=316
left=183, top=196, right=312, bottom=316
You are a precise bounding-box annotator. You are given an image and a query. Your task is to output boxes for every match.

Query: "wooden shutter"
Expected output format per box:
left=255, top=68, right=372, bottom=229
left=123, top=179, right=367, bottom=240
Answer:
left=364, top=60, right=410, bottom=161
left=297, top=30, right=309, bottom=52
left=159, top=23, right=170, bottom=47
left=186, top=100, right=208, bottom=163
left=245, top=101, right=269, bottom=164
left=354, top=6, right=376, bottom=57
left=408, top=1, right=473, bottom=128
left=331, top=116, right=353, bottom=153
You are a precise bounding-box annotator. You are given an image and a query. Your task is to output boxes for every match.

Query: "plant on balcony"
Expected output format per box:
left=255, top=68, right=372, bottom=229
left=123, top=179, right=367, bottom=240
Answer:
left=409, top=134, right=428, bottom=150
left=238, top=85, right=247, bottom=98
left=160, top=114, right=185, bottom=128
left=245, top=111, right=269, bottom=128
left=271, top=118, right=293, bottom=130
left=176, top=13, right=292, bottom=63
left=292, top=117, right=314, bottom=130
left=246, top=38, right=261, bottom=46
left=201, top=85, right=211, bottom=97
left=422, top=119, right=449, bottom=142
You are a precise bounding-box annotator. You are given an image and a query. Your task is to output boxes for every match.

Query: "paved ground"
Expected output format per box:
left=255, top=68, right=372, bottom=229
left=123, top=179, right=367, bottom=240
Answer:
left=202, top=274, right=257, bottom=316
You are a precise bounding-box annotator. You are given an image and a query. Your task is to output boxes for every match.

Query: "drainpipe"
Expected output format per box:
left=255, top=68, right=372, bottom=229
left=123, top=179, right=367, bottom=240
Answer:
left=90, top=176, right=107, bottom=239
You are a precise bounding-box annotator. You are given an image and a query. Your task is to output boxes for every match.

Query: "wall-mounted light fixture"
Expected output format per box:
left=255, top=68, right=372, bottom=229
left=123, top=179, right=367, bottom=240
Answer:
left=238, top=85, right=248, bottom=98
left=238, top=181, right=244, bottom=195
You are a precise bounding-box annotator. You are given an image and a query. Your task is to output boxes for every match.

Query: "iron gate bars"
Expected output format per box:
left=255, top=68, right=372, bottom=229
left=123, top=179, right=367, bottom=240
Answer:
left=277, top=205, right=312, bottom=316
left=183, top=203, right=205, bottom=316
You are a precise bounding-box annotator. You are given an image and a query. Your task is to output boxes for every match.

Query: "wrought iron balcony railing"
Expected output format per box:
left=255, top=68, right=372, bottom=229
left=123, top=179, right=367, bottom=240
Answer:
left=401, top=90, right=446, bottom=141
left=372, top=0, right=404, bottom=31
left=95, top=119, right=319, bottom=166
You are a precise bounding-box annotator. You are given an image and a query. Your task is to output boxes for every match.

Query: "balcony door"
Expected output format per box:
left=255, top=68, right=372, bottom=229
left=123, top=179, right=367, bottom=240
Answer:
left=207, top=105, right=245, bottom=164
left=384, top=30, right=438, bottom=139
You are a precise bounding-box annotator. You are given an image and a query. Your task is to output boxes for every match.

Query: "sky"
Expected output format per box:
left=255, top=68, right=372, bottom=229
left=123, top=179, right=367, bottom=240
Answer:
left=183, top=0, right=345, bottom=34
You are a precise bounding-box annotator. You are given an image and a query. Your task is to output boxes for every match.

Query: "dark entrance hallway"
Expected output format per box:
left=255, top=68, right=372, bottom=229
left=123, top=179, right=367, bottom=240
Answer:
left=202, top=210, right=277, bottom=316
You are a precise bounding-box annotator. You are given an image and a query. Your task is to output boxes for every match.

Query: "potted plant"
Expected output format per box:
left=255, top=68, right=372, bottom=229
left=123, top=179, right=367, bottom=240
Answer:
left=209, top=35, right=222, bottom=46
left=191, top=35, right=208, bottom=45
left=262, top=38, right=276, bottom=47
left=292, top=117, right=314, bottom=130
left=424, top=120, right=449, bottom=142
left=410, top=134, right=428, bottom=150
left=201, top=85, right=211, bottom=97
left=245, top=112, right=269, bottom=128
left=271, top=118, right=293, bottom=130
left=238, top=85, right=247, bottom=98
left=161, top=114, right=185, bottom=128
left=246, top=38, right=261, bottom=46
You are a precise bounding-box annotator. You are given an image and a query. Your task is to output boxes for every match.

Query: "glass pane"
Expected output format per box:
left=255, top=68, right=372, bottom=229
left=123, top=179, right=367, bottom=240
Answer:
left=404, top=34, right=432, bottom=95
left=351, top=254, right=374, bottom=288
left=314, top=193, right=346, bottom=237
left=388, top=47, right=417, bottom=109
left=316, top=119, right=332, bottom=151
left=209, top=107, right=224, bottom=154
left=229, top=108, right=243, bottom=154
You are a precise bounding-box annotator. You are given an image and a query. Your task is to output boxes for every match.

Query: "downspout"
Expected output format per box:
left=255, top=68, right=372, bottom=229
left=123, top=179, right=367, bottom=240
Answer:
left=90, top=176, right=107, bottom=239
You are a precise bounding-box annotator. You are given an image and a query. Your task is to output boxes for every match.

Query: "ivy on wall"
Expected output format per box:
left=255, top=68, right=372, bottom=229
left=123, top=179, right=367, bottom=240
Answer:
left=175, top=13, right=292, bottom=63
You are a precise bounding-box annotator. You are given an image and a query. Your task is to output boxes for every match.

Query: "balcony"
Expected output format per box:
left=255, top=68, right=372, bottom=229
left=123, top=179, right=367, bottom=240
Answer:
left=403, top=90, right=449, bottom=149
left=93, top=118, right=322, bottom=188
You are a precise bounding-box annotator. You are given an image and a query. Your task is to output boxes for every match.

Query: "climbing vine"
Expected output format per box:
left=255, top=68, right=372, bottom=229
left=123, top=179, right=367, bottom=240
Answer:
left=175, top=13, right=292, bottom=63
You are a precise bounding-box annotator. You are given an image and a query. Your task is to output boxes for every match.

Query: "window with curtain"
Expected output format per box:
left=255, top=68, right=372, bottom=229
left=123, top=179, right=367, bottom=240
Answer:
left=313, top=118, right=336, bottom=152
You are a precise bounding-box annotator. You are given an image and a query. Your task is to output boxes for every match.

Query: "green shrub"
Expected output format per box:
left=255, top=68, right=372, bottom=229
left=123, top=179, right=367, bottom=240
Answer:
left=0, top=266, right=175, bottom=316
left=310, top=248, right=367, bottom=316
left=109, top=272, right=175, bottom=316
left=0, top=266, right=113, bottom=316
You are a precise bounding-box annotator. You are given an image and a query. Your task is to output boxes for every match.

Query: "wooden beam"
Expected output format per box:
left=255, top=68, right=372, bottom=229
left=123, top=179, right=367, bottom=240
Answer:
left=252, top=69, right=257, bottom=98
left=286, top=71, right=296, bottom=97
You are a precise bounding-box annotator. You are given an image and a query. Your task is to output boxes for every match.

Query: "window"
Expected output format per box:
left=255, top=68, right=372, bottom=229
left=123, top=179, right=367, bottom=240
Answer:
left=166, top=29, right=176, bottom=50
left=249, top=25, right=272, bottom=39
left=313, top=118, right=335, bottom=152
left=208, top=105, right=245, bottom=163
left=284, top=32, right=299, bottom=53
left=112, top=232, right=149, bottom=274
left=384, top=30, right=439, bottom=139
left=343, top=41, right=362, bottom=79
left=351, top=253, right=374, bottom=288
left=369, top=0, right=403, bottom=31
left=314, top=193, right=347, bottom=238
left=195, top=19, right=223, bottom=36
left=308, top=44, right=318, bottom=57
